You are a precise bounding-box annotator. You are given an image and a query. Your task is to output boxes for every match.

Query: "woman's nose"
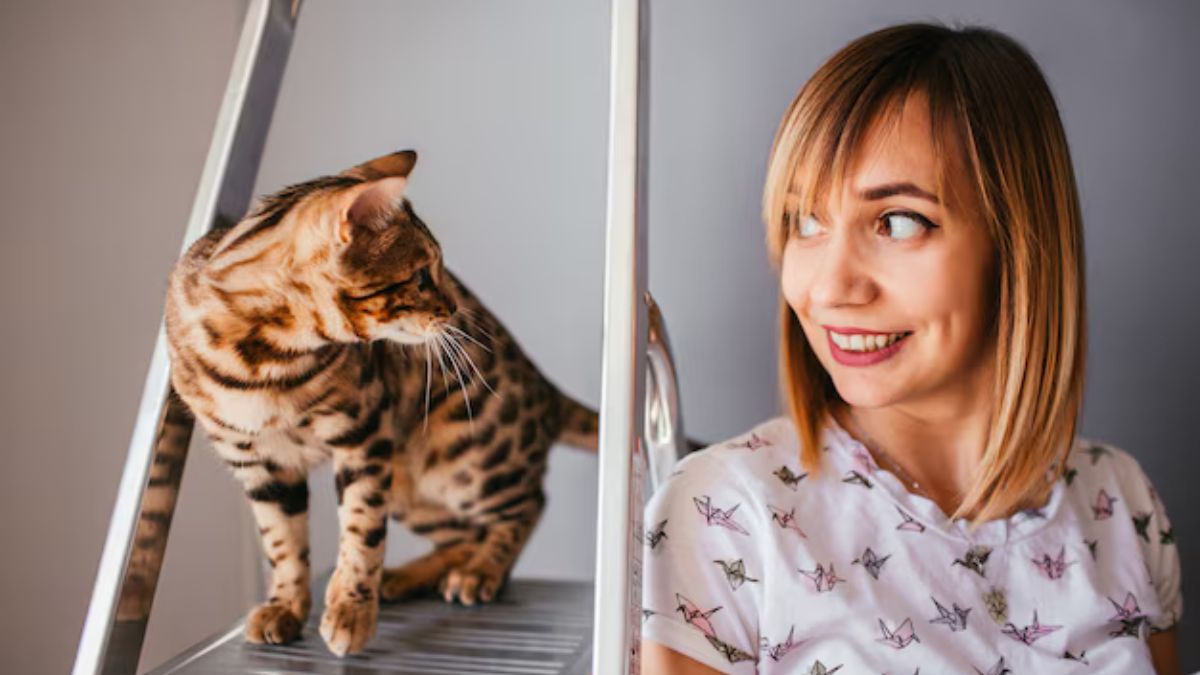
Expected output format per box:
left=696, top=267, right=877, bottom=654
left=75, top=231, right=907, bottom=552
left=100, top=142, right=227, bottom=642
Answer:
left=807, top=229, right=876, bottom=308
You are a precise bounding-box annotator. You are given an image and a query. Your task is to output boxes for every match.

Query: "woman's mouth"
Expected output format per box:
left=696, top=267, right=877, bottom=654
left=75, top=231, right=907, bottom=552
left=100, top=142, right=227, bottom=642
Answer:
left=825, top=328, right=913, bottom=366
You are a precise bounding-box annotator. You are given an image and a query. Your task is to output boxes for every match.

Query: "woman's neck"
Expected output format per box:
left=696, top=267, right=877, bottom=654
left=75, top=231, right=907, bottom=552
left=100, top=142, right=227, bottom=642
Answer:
left=832, top=377, right=995, bottom=519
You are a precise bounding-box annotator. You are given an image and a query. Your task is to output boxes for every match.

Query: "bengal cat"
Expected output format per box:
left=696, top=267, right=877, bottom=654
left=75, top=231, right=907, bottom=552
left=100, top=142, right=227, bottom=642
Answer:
left=163, top=150, right=599, bottom=656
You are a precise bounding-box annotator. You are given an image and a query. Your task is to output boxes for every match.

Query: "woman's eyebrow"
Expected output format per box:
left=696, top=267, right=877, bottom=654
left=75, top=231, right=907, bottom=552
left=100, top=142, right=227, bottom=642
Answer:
left=859, top=182, right=940, bottom=204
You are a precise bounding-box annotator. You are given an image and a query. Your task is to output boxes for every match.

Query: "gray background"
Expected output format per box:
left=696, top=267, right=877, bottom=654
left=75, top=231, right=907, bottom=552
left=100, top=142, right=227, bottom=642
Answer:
left=1, top=1, right=1196, bottom=673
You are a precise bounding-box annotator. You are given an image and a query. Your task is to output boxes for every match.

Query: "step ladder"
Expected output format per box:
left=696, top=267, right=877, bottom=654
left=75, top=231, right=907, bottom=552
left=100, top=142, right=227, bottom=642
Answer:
left=71, top=1, right=684, bottom=673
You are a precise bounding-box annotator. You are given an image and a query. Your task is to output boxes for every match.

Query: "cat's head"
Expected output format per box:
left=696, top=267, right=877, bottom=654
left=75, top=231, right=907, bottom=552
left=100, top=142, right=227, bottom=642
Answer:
left=325, top=150, right=458, bottom=345
left=209, top=149, right=458, bottom=345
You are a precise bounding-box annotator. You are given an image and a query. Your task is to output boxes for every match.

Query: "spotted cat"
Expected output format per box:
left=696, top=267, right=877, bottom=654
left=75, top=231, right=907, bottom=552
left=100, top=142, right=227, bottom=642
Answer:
left=163, top=150, right=598, bottom=656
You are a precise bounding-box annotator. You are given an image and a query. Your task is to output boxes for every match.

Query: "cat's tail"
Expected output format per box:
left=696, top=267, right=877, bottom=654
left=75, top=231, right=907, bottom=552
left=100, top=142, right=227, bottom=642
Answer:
left=555, top=393, right=599, bottom=452
left=553, top=392, right=708, bottom=454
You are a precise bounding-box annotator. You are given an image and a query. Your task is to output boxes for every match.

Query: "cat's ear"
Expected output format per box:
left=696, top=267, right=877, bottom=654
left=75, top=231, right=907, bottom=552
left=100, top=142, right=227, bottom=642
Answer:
left=337, top=176, right=407, bottom=244
left=342, top=149, right=417, bottom=181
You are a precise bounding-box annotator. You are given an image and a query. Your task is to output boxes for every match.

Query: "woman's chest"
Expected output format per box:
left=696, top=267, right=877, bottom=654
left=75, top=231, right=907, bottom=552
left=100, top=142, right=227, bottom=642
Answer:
left=754, top=503, right=1160, bottom=673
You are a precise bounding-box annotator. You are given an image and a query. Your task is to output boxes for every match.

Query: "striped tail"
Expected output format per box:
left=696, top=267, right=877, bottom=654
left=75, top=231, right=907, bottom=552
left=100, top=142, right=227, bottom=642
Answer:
left=555, top=392, right=599, bottom=452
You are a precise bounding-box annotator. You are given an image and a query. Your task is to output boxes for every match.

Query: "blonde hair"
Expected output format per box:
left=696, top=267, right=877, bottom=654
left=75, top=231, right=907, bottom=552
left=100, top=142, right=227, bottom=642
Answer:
left=761, top=22, right=1087, bottom=524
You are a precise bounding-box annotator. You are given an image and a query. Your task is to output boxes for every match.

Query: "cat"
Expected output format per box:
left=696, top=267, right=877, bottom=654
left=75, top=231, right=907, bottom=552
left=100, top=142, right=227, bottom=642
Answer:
left=163, top=149, right=600, bottom=656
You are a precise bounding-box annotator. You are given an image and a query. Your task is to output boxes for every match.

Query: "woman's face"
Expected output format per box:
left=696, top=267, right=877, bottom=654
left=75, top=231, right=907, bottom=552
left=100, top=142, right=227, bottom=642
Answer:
left=780, top=94, right=997, bottom=413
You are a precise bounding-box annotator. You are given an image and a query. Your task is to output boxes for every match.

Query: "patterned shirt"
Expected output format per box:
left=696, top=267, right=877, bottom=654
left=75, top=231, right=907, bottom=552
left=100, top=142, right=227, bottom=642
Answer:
left=641, top=415, right=1183, bottom=674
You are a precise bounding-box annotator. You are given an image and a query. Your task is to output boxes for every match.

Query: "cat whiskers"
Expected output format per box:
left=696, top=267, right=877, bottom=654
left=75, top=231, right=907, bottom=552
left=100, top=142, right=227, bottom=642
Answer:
left=422, top=341, right=433, bottom=434
left=444, top=324, right=492, bottom=354
left=435, top=333, right=476, bottom=436
left=441, top=330, right=499, bottom=399
left=455, top=307, right=496, bottom=342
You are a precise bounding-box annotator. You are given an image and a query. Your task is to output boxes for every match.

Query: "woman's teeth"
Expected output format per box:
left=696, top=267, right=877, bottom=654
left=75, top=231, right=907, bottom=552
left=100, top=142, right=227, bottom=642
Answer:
left=830, top=331, right=909, bottom=352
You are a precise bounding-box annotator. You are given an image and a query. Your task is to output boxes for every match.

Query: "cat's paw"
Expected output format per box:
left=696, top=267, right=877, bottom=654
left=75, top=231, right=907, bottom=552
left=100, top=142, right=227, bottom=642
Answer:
left=440, top=565, right=508, bottom=606
left=319, top=598, right=378, bottom=656
left=245, top=603, right=304, bottom=645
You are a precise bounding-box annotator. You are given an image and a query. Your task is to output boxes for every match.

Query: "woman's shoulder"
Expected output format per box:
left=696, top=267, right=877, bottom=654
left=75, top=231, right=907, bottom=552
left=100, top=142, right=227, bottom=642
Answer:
left=1062, top=436, right=1166, bottom=514
left=666, top=416, right=801, bottom=488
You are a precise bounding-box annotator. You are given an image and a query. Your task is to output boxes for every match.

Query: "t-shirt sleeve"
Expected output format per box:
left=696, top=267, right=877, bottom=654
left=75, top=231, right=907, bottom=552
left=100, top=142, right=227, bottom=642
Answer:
left=1120, top=450, right=1184, bottom=632
left=641, top=451, right=764, bottom=674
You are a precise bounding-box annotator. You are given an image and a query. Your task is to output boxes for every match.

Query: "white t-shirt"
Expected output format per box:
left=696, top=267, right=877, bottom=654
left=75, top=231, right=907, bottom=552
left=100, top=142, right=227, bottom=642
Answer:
left=642, top=415, right=1183, bottom=674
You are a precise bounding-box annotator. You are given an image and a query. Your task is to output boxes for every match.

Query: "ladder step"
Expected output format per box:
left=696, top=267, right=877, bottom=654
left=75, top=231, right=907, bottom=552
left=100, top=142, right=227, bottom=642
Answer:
left=148, top=578, right=594, bottom=675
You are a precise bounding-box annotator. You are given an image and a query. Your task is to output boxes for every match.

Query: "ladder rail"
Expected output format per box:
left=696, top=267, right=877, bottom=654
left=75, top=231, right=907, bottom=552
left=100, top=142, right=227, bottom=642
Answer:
left=592, top=0, right=650, bottom=673
left=72, top=2, right=301, bottom=673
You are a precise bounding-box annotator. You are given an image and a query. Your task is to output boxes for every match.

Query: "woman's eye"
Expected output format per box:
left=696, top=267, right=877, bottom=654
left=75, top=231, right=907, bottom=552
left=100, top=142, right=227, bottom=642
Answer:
left=794, top=214, right=825, bottom=239
left=879, top=211, right=934, bottom=240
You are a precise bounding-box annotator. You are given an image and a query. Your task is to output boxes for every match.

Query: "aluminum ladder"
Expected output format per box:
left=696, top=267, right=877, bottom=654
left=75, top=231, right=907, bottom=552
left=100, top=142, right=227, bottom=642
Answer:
left=71, top=1, right=684, bottom=673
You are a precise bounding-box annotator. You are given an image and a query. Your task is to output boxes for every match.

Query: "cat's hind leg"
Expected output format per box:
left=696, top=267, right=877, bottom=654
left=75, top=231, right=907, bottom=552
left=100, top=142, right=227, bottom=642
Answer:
left=442, top=488, right=545, bottom=606
left=380, top=503, right=479, bottom=601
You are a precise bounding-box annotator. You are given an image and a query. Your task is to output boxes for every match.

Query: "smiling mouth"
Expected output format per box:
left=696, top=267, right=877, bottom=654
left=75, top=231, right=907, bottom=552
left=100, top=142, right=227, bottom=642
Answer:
left=827, top=330, right=913, bottom=353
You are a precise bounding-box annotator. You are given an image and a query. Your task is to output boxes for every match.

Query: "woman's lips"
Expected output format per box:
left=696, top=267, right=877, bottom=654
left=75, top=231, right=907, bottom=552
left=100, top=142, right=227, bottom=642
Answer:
left=826, top=329, right=912, bottom=366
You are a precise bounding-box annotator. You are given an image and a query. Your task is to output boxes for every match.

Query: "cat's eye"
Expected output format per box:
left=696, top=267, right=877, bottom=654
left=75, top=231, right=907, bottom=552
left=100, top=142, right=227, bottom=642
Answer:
left=415, top=267, right=433, bottom=292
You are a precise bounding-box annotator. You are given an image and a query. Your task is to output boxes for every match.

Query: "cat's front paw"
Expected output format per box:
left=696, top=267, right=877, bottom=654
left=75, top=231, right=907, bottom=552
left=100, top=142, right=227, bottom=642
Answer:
left=320, top=598, right=378, bottom=656
left=245, top=602, right=304, bottom=645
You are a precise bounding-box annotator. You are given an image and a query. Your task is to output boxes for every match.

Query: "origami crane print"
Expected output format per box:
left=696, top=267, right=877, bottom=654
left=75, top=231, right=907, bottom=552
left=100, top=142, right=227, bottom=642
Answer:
left=895, top=506, right=926, bottom=533
left=727, top=432, right=770, bottom=451
left=1001, top=610, right=1062, bottom=645
left=705, top=634, right=757, bottom=664
left=982, top=586, right=1009, bottom=624
left=953, top=545, right=992, bottom=578
left=877, top=617, right=920, bottom=649
left=842, top=470, right=874, bottom=488
left=929, top=596, right=971, bottom=632
left=1031, top=546, right=1076, bottom=580
left=1085, top=538, right=1099, bottom=560
left=852, top=546, right=891, bottom=580
left=713, top=558, right=759, bottom=590
left=674, top=593, right=721, bottom=638
left=1092, top=488, right=1118, bottom=520
left=1132, top=511, right=1153, bottom=543
left=1063, top=466, right=1078, bottom=485
left=768, top=504, right=808, bottom=538
left=645, top=519, right=668, bottom=549
left=1161, top=527, right=1175, bottom=544
left=1107, top=592, right=1148, bottom=639
left=693, top=496, right=749, bottom=535
left=773, top=465, right=807, bottom=490
left=760, top=625, right=804, bottom=662
left=805, top=660, right=844, bottom=675
left=1084, top=443, right=1111, bottom=465
left=798, top=562, right=845, bottom=593
left=1062, top=648, right=1090, bottom=665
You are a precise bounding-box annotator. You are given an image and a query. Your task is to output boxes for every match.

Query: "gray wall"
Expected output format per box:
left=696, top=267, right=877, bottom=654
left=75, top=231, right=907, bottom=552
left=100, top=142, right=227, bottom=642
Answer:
left=0, top=2, right=258, bottom=674
left=249, top=0, right=610, bottom=581
left=2, top=0, right=1196, bottom=673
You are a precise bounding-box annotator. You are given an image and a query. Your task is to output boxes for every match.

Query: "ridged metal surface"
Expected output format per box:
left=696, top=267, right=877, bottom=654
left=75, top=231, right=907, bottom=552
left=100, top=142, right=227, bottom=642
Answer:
left=149, top=579, right=593, bottom=675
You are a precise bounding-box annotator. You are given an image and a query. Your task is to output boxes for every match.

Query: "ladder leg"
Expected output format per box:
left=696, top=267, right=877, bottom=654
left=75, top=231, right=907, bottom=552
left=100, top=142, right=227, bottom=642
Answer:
left=72, top=2, right=303, bottom=673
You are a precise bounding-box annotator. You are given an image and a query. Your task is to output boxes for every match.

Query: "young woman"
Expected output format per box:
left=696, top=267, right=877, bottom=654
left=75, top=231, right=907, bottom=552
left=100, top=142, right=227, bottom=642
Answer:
left=641, top=23, right=1183, bottom=675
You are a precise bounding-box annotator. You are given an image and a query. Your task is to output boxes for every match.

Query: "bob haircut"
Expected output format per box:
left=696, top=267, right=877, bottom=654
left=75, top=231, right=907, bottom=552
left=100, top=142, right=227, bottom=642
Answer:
left=761, top=22, right=1086, bottom=525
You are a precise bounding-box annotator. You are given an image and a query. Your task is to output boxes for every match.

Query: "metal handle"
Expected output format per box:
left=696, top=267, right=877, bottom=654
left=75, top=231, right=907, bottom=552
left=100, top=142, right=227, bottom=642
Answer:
left=644, top=292, right=688, bottom=493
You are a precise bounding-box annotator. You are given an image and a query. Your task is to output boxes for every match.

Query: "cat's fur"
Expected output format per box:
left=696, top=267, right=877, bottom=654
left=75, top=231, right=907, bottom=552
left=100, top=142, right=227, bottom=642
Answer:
left=163, top=150, right=599, bottom=656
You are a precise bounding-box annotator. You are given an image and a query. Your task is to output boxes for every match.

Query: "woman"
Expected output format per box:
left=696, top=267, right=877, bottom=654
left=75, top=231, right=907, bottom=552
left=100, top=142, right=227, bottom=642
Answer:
left=641, top=22, right=1183, bottom=675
